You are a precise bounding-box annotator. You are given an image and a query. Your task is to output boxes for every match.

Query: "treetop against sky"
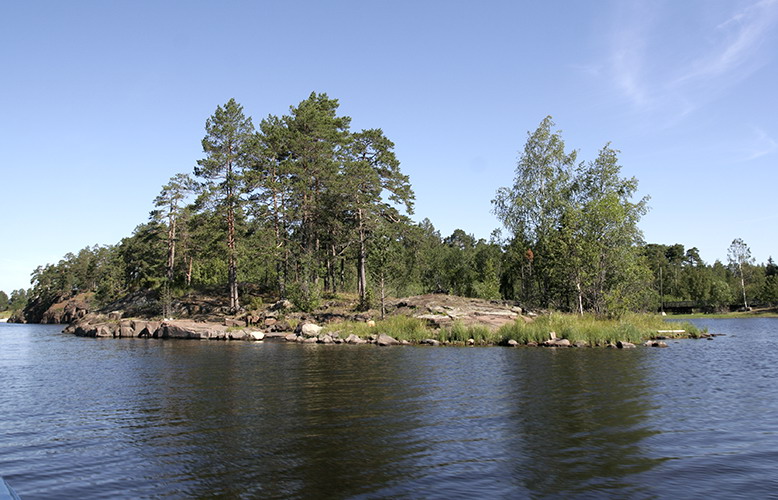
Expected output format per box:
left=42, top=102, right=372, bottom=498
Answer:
left=1, top=0, right=777, bottom=293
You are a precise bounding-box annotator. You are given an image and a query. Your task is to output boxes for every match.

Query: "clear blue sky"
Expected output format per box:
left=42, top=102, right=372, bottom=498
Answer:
left=2, top=0, right=777, bottom=294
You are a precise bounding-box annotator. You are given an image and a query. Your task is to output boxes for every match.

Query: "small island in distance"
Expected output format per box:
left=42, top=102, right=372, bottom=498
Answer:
left=3, top=94, right=776, bottom=345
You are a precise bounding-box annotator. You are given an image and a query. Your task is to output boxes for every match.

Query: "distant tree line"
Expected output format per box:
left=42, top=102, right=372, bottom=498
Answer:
left=8, top=104, right=777, bottom=319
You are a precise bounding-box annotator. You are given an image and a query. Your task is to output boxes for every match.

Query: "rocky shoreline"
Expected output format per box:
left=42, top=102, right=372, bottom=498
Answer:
left=63, top=314, right=709, bottom=348
left=53, top=293, right=713, bottom=348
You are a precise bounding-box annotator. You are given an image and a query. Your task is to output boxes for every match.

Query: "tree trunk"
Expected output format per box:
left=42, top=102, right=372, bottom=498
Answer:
left=576, top=281, right=584, bottom=315
left=380, top=273, right=386, bottom=320
left=357, top=208, right=368, bottom=307
left=227, top=159, right=239, bottom=313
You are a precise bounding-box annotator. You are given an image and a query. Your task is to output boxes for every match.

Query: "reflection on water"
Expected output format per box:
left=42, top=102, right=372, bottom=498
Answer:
left=1, top=319, right=777, bottom=498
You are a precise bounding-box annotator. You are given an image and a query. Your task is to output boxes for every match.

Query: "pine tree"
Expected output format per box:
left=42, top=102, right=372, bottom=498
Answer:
left=194, top=99, right=254, bottom=313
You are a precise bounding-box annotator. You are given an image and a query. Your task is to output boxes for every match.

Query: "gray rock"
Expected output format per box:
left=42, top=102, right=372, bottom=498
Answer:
left=420, top=338, right=441, bottom=346
left=345, top=334, right=366, bottom=344
left=507, top=339, right=519, bottom=346
left=318, top=334, right=334, bottom=344
left=284, top=333, right=299, bottom=342
left=376, top=333, right=399, bottom=346
left=617, top=341, right=636, bottom=349
left=302, top=337, right=317, bottom=343
left=301, top=323, right=323, bottom=337
left=118, top=321, right=135, bottom=338
left=95, top=324, right=114, bottom=338
left=247, top=331, right=265, bottom=341
left=572, top=340, right=588, bottom=348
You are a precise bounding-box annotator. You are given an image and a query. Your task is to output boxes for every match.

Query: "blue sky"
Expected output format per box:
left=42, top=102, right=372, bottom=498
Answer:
left=1, top=0, right=777, bottom=293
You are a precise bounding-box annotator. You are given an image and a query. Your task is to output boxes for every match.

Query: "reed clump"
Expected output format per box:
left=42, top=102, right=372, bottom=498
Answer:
left=497, top=313, right=704, bottom=345
left=324, top=312, right=704, bottom=346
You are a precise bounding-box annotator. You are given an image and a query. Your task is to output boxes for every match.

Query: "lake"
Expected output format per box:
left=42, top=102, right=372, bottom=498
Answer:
left=1, top=318, right=777, bottom=499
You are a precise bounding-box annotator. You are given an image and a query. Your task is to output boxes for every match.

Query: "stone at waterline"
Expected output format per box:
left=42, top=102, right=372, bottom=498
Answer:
left=301, top=323, right=323, bottom=337
left=95, top=325, right=113, bottom=338
left=420, top=339, right=440, bottom=346
left=284, top=333, right=298, bottom=342
left=376, top=334, right=399, bottom=346
left=616, top=341, right=636, bottom=349
left=507, top=339, right=519, bottom=346
left=345, top=334, right=365, bottom=344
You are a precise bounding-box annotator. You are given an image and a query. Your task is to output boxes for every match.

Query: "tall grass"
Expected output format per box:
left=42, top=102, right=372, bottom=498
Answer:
left=322, top=312, right=705, bottom=345
left=497, top=313, right=704, bottom=345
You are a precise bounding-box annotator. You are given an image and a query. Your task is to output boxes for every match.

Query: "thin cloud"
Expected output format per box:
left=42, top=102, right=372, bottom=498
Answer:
left=603, top=1, right=778, bottom=119
left=740, top=126, right=778, bottom=161
left=675, top=0, right=778, bottom=84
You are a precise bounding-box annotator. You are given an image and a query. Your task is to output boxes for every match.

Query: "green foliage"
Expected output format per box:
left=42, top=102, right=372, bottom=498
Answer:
left=0, top=290, right=8, bottom=311
left=493, top=117, right=651, bottom=314
left=246, top=296, right=264, bottom=311
left=14, top=98, right=776, bottom=319
left=497, top=313, right=704, bottom=345
left=287, top=282, right=321, bottom=313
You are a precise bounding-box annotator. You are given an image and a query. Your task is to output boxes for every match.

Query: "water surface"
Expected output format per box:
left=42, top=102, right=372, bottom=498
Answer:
left=1, top=319, right=777, bottom=498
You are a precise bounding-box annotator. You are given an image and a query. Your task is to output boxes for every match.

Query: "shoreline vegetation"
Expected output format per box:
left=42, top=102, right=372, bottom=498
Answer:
left=60, top=293, right=709, bottom=349
left=321, top=313, right=707, bottom=347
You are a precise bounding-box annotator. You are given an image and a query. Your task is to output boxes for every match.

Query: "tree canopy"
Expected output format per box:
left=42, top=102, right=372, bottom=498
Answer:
left=12, top=105, right=777, bottom=321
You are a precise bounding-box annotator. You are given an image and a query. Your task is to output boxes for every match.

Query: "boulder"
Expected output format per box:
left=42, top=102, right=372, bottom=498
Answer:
left=162, top=320, right=227, bottom=339
left=302, top=337, right=317, bottom=343
left=376, top=333, right=399, bottom=346
left=301, top=323, right=323, bottom=337
left=137, top=321, right=161, bottom=338
left=507, top=339, right=519, bottom=346
left=345, top=334, right=365, bottom=344
left=420, top=338, right=441, bottom=346
left=95, top=324, right=114, bottom=338
left=247, top=331, right=265, bottom=341
left=264, top=318, right=277, bottom=327
left=467, top=338, right=475, bottom=346
left=616, top=341, right=636, bottom=349
left=572, top=340, right=588, bottom=348
left=318, top=334, right=334, bottom=344
left=118, top=320, right=135, bottom=338
left=284, top=333, right=299, bottom=342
